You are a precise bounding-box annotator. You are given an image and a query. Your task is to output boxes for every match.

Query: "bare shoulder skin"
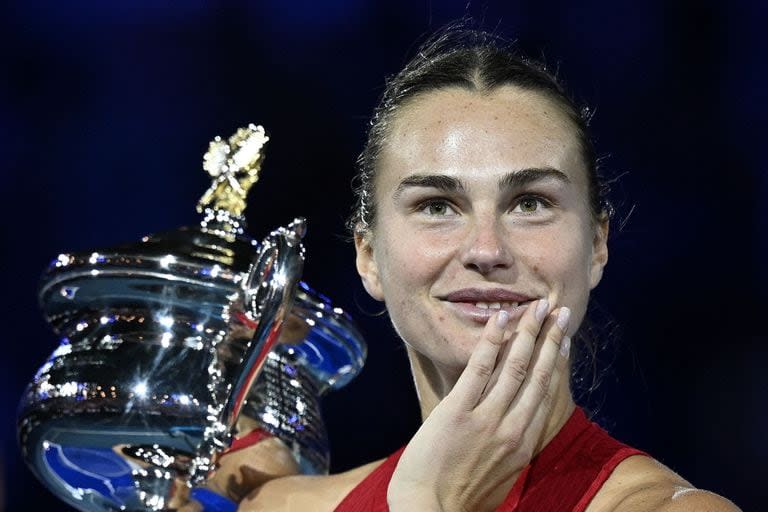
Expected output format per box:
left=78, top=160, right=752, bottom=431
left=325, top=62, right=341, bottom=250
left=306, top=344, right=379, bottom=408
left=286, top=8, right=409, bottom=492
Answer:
left=586, top=455, right=741, bottom=512
left=236, top=459, right=383, bottom=512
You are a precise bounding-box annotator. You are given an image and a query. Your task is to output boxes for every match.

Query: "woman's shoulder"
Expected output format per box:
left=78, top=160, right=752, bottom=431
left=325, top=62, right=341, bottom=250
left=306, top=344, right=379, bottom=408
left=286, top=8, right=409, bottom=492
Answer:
left=585, top=455, right=741, bottom=512
left=237, top=458, right=384, bottom=512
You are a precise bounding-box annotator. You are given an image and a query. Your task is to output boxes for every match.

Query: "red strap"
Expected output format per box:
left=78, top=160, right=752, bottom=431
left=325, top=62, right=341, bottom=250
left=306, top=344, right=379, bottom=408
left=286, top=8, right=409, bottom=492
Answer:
left=572, top=448, right=645, bottom=512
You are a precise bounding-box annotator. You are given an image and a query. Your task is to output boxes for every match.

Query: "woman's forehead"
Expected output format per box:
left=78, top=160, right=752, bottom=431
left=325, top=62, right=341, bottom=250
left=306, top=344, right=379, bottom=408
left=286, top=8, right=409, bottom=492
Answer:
left=378, top=86, right=586, bottom=188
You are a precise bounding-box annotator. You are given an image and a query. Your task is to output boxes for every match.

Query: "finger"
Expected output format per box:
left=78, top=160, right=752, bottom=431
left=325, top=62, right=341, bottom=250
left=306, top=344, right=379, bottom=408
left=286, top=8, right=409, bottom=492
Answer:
left=509, top=331, right=571, bottom=458
left=478, top=299, right=550, bottom=413
left=450, top=309, right=511, bottom=410
left=474, top=324, right=514, bottom=400
left=500, top=306, right=571, bottom=430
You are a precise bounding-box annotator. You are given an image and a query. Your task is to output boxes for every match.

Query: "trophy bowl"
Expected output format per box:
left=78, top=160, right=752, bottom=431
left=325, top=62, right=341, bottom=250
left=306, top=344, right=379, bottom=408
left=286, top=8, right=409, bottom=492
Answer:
left=17, top=125, right=367, bottom=511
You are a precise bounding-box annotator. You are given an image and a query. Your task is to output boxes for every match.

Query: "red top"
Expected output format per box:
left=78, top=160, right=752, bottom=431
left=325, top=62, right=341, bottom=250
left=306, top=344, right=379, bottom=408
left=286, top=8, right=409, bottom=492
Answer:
left=334, top=407, right=646, bottom=512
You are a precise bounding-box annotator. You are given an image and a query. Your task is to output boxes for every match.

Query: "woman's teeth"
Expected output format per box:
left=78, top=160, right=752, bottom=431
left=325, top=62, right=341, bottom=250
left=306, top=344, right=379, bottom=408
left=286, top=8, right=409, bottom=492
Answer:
left=474, top=301, right=519, bottom=309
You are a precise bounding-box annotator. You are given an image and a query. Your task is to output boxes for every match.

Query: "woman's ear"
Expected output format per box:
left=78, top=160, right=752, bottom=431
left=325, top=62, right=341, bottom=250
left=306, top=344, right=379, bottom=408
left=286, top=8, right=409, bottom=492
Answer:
left=589, top=218, right=609, bottom=289
left=354, top=230, right=385, bottom=301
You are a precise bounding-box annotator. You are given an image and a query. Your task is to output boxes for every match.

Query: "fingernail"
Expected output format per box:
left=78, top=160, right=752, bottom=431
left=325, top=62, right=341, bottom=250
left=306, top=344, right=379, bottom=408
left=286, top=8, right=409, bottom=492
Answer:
left=535, top=299, right=549, bottom=322
left=556, top=307, right=571, bottom=331
left=560, top=336, right=571, bottom=357
left=496, top=310, right=510, bottom=328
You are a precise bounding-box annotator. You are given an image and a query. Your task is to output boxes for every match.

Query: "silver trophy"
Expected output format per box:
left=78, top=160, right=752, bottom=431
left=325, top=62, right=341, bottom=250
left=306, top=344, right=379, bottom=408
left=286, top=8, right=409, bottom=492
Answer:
left=17, top=124, right=366, bottom=511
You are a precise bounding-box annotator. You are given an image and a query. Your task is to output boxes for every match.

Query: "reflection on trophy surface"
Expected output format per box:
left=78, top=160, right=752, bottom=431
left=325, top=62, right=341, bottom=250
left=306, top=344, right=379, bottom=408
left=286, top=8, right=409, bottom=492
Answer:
left=17, top=124, right=367, bottom=511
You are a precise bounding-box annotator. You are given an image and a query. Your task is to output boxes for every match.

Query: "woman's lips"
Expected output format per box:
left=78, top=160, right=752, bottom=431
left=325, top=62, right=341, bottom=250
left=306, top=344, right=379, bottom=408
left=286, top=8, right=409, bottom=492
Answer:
left=442, top=300, right=533, bottom=324
left=438, top=288, right=538, bottom=324
left=442, top=288, right=532, bottom=303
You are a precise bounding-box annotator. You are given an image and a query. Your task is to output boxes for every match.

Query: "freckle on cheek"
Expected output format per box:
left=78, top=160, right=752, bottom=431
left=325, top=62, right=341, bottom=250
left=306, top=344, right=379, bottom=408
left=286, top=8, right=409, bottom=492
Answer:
left=533, top=265, right=539, bottom=272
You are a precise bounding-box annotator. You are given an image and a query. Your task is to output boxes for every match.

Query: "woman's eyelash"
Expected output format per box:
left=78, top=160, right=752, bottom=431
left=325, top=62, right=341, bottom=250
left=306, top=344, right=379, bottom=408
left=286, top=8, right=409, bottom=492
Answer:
left=511, top=194, right=554, bottom=212
left=417, top=198, right=456, bottom=215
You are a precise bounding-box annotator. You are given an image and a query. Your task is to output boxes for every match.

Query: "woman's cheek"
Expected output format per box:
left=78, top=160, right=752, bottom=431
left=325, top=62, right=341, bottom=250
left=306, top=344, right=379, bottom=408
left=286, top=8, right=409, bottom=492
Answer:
left=523, top=228, right=590, bottom=287
left=391, top=227, right=455, bottom=274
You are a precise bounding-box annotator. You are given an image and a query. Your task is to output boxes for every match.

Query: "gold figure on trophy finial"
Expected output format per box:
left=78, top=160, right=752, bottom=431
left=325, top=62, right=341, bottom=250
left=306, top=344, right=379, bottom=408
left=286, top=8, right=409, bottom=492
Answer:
left=197, top=124, right=270, bottom=217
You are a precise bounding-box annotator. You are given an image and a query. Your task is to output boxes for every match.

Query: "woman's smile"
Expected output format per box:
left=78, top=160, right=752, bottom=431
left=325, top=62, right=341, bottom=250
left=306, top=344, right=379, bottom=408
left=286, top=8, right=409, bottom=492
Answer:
left=436, top=288, right=540, bottom=325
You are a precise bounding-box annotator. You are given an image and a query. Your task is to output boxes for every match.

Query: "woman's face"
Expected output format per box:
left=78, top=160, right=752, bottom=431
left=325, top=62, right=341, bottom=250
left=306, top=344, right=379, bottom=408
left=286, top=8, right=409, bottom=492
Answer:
left=355, top=86, right=608, bottom=374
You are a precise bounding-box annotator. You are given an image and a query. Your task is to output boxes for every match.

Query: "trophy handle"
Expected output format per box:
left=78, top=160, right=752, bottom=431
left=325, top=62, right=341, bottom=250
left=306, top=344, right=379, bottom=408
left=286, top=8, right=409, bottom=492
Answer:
left=221, top=217, right=307, bottom=435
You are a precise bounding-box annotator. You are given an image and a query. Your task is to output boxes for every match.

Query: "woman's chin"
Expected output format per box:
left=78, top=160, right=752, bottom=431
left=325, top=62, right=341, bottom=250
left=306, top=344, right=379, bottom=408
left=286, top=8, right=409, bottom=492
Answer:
left=430, top=351, right=476, bottom=381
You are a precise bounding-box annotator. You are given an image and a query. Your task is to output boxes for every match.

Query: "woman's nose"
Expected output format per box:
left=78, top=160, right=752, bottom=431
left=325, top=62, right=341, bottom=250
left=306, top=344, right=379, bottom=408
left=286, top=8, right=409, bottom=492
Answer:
left=458, top=218, right=513, bottom=275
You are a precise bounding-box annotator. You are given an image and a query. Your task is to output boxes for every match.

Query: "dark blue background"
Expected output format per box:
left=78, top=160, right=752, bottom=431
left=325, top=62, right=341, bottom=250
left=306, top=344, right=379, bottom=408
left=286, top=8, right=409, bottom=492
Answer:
left=1, top=1, right=766, bottom=510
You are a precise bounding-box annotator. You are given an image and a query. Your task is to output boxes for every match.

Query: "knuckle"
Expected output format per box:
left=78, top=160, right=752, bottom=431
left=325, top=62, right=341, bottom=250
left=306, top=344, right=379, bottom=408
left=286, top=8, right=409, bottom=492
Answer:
left=541, top=386, right=555, bottom=410
left=532, top=368, right=552, bottom=395
left=503, top=357, right=529, bottom=383
left=468, top=360, right=494, bottom=379
left=488, top=332, right=507, bottom=346
left=520, top=323, right=540, bottom=339
left=505, top=430, right=524, bottom=450
left=447, top=412, right=472, bottom=430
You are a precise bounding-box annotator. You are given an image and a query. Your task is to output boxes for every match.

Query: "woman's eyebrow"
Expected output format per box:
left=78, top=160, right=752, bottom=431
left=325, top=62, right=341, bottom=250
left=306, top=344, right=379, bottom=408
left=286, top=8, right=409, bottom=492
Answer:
left=393, top=174, right=467, bottom=199
left=498, top=168, right=571, bottom=189
left=393, top=168, right=569, bottom=200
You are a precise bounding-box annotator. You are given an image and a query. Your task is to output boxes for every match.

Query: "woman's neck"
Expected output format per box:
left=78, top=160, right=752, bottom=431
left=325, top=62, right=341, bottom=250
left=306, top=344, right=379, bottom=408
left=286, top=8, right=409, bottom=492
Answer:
left=405, top=346, right=576, bottom=456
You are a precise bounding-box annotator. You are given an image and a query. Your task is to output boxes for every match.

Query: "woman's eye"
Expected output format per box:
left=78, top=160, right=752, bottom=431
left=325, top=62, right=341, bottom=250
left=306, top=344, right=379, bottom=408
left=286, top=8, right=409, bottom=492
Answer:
left=419, top=200, right=456, bottom=216
left=512, top=195, right=549, bottom=214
